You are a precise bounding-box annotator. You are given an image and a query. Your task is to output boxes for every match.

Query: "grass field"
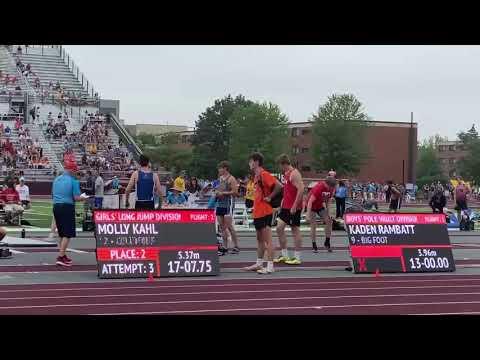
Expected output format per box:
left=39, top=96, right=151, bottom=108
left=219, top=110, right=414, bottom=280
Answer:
left=14, top=200, right=435, bottom=230
left=20, top=200, right=85, bottom=229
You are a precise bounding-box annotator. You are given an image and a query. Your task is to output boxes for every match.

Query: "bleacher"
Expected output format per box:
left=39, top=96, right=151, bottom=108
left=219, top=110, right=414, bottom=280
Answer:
left=12, top=46, right=94, bottom=101
left=0, top=44, right=144, bottom=193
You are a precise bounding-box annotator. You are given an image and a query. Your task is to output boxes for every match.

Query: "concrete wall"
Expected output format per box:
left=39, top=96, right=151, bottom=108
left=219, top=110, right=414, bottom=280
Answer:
left=99, top=99, right=120, bottom=119
left=127, top=124, right=189, bottom=137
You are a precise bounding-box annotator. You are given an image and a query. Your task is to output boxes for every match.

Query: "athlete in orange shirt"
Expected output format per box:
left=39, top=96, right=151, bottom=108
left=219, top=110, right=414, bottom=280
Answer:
left=243, top=152, right=282, bottom=274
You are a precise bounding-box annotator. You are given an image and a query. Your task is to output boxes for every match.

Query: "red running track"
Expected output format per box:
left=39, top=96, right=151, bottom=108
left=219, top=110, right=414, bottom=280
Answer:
left=3, top=274, right=480, bottom=315
left=0, top=259, right=479, bottom=273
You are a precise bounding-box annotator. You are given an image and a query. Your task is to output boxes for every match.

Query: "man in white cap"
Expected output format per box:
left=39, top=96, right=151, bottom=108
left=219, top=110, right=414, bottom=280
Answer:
left=16, top=177, right=30, bottom=209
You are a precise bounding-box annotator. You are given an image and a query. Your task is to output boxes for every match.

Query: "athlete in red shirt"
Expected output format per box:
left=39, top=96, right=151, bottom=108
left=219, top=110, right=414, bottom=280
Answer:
left=306, top=176, right=337, bottom=252
left=274, top=154, right=304, bottom=265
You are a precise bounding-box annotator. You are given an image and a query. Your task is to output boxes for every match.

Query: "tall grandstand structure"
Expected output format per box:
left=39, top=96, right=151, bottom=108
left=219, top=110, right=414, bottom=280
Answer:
left=0, top=45, right=142, bottom=194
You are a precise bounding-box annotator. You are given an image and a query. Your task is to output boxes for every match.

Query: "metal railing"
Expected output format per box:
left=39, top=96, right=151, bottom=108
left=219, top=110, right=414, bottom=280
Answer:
left=108, top=113, right=143, bottom=161
left=9, top=45, right=99, bottom=100
left=57, top=46, right=100, bottom=100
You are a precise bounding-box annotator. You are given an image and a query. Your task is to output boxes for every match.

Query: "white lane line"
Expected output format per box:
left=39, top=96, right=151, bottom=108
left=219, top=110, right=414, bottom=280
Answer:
left=2, top=276, right=480, bottom=293
left=2, top=291, right=480, bottom=310
left=91, top=300, right=480, bottom=315
left=410, top=312, right=480, bottom=315
left=2, top=285, right=480, bottom=301
left=66, top=248, right=88, bottom=254
left=9, top=250, right=26, bottom=254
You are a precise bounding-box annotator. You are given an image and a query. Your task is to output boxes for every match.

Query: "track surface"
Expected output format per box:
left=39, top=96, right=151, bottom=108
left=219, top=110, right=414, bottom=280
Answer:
left=2, top=230, right=480, bottom=315
left=3, top=275, right=480, bottom=315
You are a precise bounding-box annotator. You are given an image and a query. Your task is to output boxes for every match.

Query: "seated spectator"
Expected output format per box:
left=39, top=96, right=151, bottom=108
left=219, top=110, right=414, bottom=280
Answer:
left=430, top=189, right=447, bottom=214
left=55, top=80, right=61, bottom=90
left=34, top=76, right=40, bottom=88
left=16, top=46, right=22, bottom=55
left=166, top=185, right=188, bottom=205
left=0, top=181, right=24, bottom=225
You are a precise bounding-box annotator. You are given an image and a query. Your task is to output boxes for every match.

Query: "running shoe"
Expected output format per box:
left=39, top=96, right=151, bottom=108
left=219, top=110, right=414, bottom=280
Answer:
left=0, top=248, right=12, bottom=259
left=284, top=257, right=301, bottom=265
left=312, top=242, right=318, bottom=253
left=229, top=247, right=240, bottom=254
left=243, top=264, right=263, bottom=272
left=217, top=247, right=228, bottom=256
left=63, top=255, right=73, bottom=264
left=56, top=256, right=72, bottom=267
left=257, top=267, right=274, bottom=274
left=324, top=240, right=332, bottom=253
left=273, top=255, right=290, bottom=263
left=345, top=266, right=353, bottom=271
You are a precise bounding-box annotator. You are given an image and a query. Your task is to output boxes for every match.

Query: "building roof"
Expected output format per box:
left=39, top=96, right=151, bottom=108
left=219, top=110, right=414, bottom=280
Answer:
left=288, top=120, right=418, bottom=129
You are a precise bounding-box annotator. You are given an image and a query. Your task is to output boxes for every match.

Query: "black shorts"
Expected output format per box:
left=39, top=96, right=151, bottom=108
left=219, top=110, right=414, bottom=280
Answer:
left=278, top=208, right=302, bottom=227
left=313, top=208, right=327, bottom=217
left=216, top=201, right=234, bottom=217
left=245, top=199, right=254, bottom=209
left=253, top=214, right=273, bottom=231
left=21, top=200, right=30, bottom=207
left=135, top=200, right=155, bottom=210
left=53, top=203, right=76, bottom=239
left=456, top=200, right=468, bottom=211
left=389, top=199, right=399, bottom=210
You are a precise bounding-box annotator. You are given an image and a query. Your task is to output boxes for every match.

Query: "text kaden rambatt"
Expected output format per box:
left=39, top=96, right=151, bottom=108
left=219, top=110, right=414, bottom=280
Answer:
left=348, top=224, right=416, bottom=235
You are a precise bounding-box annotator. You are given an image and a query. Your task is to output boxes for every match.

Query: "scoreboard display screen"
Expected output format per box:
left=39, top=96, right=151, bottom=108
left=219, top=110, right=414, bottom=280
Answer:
left=94, top=209, right=219, bottom=279
left=344, top=213, right=455, bottom=274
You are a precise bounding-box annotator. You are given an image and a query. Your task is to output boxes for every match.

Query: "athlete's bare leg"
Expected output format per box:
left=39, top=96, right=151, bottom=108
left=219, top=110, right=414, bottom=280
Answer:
left=224, top=215, right=239, bottom=248
left=291, top=225, right=302, bottom=251
left=276, top=219, right=288, bottom=251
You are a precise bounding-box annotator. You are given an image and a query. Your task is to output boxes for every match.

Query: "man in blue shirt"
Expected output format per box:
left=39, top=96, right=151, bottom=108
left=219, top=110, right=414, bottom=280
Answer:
left=335, top=180, right=348, bottom=219
left=51, top=162, right=86, bottom=267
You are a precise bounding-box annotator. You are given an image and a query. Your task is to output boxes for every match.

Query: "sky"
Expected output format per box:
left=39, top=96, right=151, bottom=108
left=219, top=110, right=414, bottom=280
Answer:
left=64, top=45, right=480, bottom=141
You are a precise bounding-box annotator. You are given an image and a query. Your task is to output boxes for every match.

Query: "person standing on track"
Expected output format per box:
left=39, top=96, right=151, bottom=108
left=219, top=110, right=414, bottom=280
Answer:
left=454, top=178, right=469, bottom=222
left=306, top=176, right=336, bottom=253
left=335, top=180, right=347, bottom=219
left=51, top=162, right=86, bottom=267
left=125, top=155, right=162, bottom=210
left=244, top=174, right=255, bottom=209
left=274, top=154, right=304, bottom=265
left=243, top=152, right=283, bottom=275
left=215, top=161, right=240, bottom=255
left=387, top=180, right=401, bottom=213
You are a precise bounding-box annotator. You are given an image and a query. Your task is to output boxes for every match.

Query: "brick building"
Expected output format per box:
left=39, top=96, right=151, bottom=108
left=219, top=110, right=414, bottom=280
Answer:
left=167, top=120, right=418, bottom=183
left=435, top=140, right=468, bottom=178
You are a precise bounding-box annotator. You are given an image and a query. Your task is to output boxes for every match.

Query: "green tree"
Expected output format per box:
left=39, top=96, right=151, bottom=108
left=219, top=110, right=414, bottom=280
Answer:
left=190, top=94, right=253, bottom=178
left=135, top=132, right=157, bottom=148
left=143, top=132, right=192, bottom=174
left=416, top=140, right=447, bottom=188
left=311, top=94, right=370, bottom=176
left=228, top=102, right=290, bottom=176
left=457, top=125, right=480, bottom=182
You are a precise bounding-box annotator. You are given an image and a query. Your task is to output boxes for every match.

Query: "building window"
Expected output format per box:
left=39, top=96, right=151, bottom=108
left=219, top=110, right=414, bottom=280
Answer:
left=301, top=129, right=311, bottom=135
left=449, top=158, right=455, bottom=165
left=438, top=146, right=445, bottom=152
left=301, top=147, right=309, bottom=153
left=448, top=145, right=455, bottom=151
left=449, top=170, right=456, bottom=177
left=301, top=165, right=311, bottom=172
left=292, top=146, right=300, bottom=155
left=181, top=135, right=188, bottom=144
left=291, top=128, right=300, bottom=137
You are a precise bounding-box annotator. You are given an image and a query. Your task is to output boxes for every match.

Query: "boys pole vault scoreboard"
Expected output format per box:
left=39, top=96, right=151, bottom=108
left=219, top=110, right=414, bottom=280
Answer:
left=94, top=209, right=220, bottom=279
left=344, top=213, right=455, bottom=273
